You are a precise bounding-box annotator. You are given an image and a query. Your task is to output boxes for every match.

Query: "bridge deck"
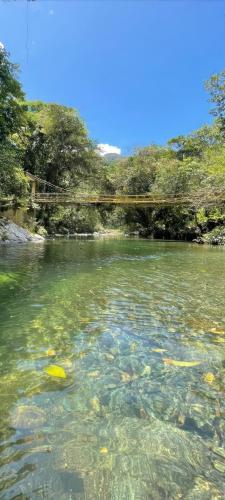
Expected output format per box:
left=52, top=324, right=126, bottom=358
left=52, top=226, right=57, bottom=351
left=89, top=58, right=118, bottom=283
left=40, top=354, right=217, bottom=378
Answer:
left=32, top=192, right=225, bottom=207
left=24, top=173, right=225, bottom=207
left=2, top=172, right=225, bottom=208
left=33, top=193, right=190, bottom=206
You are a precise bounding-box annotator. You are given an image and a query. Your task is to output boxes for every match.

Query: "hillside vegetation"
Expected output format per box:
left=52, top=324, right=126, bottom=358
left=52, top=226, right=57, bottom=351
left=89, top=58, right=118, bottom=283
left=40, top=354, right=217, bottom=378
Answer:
left=1, top=46, right=225, bottom=242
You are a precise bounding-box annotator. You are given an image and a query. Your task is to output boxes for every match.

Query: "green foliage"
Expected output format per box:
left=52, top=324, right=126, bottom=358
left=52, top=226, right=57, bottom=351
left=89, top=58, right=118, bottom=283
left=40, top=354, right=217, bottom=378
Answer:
left=0, top=272, right=17, bottom=284
left=205, top=70, right=225, bottom=131
left=202, top=226, right=225, bottom=245
left=99, top=206, right=125, bottom=229
left=0, top=48, right=27, bottom=196
left=47, top=206, right=102, bottom=234
left=102, top=120, right=225, bottom=239
left=0, top=140, right=28, bottom=197
left=36, top=225, right=48, bottom=237
left=108, top=146, right=173, bottom=195
left=24, top=102, right=98, bottom=188
left=0, top=47, right=25, bottom=141
left=196, top=207, right=225, bottom=231
left=168, top=124, right=222, bottom=160
left=152, top=157, right=203, bottom=195
left=201, top=144, right=225, bottom=191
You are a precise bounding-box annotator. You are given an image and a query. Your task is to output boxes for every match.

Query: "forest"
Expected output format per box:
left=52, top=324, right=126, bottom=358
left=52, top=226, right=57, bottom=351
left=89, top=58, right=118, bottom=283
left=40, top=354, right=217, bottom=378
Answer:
left=1, top=45, right=225, bottom=243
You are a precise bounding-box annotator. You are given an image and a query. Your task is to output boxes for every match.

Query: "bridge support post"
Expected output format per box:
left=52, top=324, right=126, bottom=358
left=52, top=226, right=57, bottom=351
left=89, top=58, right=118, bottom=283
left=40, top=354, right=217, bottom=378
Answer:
left=31, top=180, right=36, bottom=198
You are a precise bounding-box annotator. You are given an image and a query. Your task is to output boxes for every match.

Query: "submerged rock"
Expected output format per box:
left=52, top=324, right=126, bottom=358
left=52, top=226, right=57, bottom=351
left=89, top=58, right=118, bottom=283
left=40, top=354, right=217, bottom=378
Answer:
left=10, top=404, right=46, bottom=430
left=0, top=218, right=44, bottom=244
left=193, top=237, right=205, bottom=244
left=53, top=416, right=211, bottom=498
left=185, top=476, right=224, bottom=499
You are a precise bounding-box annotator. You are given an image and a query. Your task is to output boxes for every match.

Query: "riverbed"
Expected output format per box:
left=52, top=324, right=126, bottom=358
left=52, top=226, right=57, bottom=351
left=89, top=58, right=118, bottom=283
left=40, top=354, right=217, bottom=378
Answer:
left=0, top=239, right=225, bottom=498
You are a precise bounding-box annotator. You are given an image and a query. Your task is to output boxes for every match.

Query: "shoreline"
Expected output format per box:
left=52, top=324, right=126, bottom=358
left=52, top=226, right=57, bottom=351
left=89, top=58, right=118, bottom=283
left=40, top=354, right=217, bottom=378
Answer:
left=1, top=217, right=225, bottom=246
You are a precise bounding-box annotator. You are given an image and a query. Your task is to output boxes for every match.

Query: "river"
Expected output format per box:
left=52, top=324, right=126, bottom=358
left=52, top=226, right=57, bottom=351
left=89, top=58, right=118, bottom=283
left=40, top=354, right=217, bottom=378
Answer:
left=0, top=238, right=225, bottom=498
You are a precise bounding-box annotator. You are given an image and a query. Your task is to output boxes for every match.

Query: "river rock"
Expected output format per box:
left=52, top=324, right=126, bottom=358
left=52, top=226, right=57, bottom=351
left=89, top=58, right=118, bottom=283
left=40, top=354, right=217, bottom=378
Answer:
left=53, top=416, right=210, bottom=498
left=10, top=404, right=46, bottom=430
left=0, top=218, right=44, bottom=244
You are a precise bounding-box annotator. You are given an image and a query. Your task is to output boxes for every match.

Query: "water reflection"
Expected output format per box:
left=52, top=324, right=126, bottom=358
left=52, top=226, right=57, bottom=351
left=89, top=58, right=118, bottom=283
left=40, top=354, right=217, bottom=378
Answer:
left=0, top=239, right=225, bottom=498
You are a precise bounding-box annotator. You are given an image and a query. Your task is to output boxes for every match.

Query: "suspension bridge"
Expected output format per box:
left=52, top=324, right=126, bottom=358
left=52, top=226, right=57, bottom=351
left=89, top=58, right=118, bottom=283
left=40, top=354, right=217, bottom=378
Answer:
left=1, top=172, right=225, bottom=208
left=26, top=173, right=225, bottom=208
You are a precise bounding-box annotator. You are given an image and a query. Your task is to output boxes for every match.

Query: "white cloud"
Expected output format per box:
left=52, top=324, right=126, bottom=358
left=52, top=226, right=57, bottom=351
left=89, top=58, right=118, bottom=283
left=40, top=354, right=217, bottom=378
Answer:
left=97, top=143, right=121, bottom=156
left=0, top=42, right=5, bottom=51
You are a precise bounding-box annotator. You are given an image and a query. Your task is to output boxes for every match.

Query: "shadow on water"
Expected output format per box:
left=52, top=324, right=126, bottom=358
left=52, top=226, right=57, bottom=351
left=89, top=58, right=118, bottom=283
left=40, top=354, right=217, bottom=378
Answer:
left=0, top=239, right=225, bottom=498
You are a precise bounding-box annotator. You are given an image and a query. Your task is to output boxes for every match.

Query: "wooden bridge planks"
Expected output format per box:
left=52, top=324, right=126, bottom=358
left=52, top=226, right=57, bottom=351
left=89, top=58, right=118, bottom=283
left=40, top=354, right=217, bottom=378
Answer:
left=32, top=193, right=225, bottom=207
left=26, top=173, right=225, bottom=208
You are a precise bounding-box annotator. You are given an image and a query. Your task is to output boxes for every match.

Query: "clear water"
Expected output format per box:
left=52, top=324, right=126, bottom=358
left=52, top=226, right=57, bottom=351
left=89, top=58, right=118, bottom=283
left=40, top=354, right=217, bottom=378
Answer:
left=0, top=238, right=225, bottom=499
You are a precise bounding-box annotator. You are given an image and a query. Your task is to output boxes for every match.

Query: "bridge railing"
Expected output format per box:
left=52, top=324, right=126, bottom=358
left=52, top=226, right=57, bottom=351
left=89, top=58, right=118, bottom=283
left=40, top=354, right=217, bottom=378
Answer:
left=26, top=172, right=225, bottom=207
left=31, top=190, right=225, bottom=206
left=32, top=192, right=192, bottom=205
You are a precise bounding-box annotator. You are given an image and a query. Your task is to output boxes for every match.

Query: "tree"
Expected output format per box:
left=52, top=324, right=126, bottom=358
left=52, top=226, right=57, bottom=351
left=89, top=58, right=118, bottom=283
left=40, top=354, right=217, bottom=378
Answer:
left=0, top=140, right=28, bottom=196
left=168, top=124, right=222, bottom=160
left=111, top=146, right=171, bottom=195
left=0, top=45, right=25, bottom=141
left=205, top=69, right=225, bottom=133
left=201, top=144, right=225, bottom=192
left=152, top=157, right=204, bottom=195
left=24, top=102, right=98, bottom=188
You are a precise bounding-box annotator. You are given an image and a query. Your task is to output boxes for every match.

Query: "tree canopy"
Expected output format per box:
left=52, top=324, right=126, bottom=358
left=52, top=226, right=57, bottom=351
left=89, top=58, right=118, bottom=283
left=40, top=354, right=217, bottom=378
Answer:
left=205, top=70, right=225, bottom=122
left=0, top=46, right=25, bottom=141
left=24, top=102, right=97, bottom=187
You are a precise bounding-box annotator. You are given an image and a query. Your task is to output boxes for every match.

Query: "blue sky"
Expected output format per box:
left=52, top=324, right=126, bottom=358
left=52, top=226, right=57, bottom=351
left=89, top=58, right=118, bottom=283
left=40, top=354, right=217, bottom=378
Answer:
left=1, top=0, right=225, bottom=155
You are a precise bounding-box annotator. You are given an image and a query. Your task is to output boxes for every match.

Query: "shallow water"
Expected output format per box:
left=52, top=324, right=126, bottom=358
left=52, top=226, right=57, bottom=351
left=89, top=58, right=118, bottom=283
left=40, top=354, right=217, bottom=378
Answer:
left=0, top=238, right=225, bottom=499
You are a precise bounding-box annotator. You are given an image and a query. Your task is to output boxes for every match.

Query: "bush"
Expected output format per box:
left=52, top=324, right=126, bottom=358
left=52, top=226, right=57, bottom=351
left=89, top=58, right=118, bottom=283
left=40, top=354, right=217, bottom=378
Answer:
left=203, top=225, right=225, bottom=245
left=47, top=206, right=102, bottom=234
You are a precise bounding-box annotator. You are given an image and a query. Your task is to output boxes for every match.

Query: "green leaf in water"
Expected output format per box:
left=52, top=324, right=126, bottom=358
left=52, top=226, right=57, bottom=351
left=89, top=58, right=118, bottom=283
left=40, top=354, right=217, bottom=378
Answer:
left=99, top=447, right=108, bottom=454
left=152, top=348, right=167, bottom=353
left=141, top=365, right=151, bottom=376
left=130, top=342, right=137, bottom=352
left=202, top=372, right=215, bottom=384
left=90, top=397, right=101, bottom=412
left=213, top=460, right=225, bottom=473
left=163, top=358, right=203, bottom=367
left=212, top=447, right=225, bottom=460
left=44, top=365, right=67, bottom=379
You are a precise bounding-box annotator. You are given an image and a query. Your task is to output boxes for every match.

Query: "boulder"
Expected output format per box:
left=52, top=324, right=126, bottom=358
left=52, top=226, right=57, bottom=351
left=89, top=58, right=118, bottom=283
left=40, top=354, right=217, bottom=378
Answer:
left=0, top=218, right=44, bottom=244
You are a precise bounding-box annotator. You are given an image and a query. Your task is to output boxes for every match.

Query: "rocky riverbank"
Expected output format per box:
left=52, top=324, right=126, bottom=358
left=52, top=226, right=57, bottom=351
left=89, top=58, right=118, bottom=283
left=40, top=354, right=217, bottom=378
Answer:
left=1, top=216, right=225, bottom=246
left=0, top=218, right=44, bottom=244
left=193, top=226, right=225, bottom=246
